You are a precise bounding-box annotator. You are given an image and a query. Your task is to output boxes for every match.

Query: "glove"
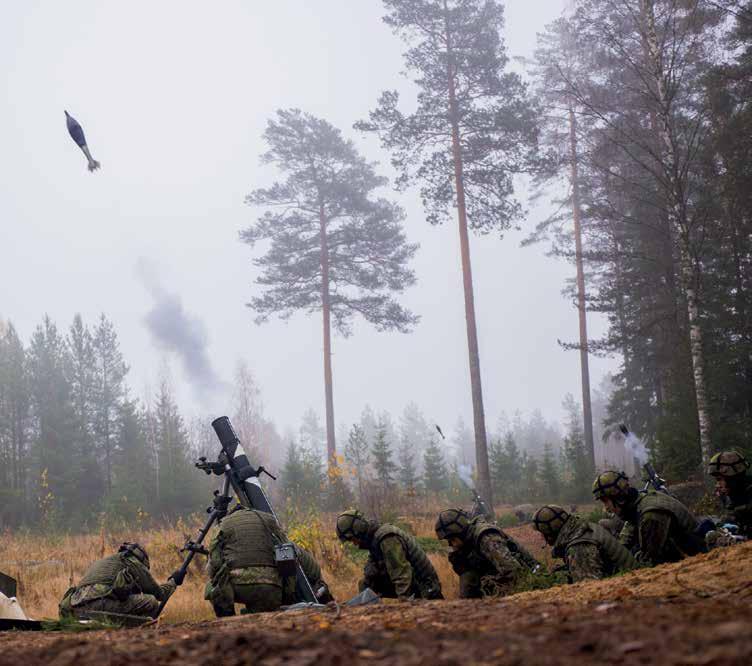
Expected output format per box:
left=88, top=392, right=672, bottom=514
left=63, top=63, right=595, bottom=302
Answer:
left=169, top=569, right=186, bottom=585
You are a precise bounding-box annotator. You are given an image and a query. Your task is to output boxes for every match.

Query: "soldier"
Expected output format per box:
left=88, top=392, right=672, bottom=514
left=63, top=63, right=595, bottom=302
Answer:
left=204, top=505, right=290, bottom=616
left=435, top=508, right=540, bottom=598
left=532, top=505, right=636, bottom=582
left=59, top=542, right=176, bottom=620
left=592, top=470, right=704, bottom=565
left=335, top=510, right=443, bottom=600
left=708, top=451, right=752, bottom=539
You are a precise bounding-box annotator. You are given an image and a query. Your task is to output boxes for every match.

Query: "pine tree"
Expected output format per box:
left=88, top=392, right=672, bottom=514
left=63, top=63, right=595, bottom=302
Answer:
left=371, top=416, right=397, bottom=491
left=345, top=424, right=371, bottom=504
left=242, top=109, right=419, bottom=470
left=423, top=437, right=448, bottom=495
left=397, top=442, right=418, bottom=495
left=562, top=393, right=591, bottom=502
left=92, top=314, right=128, bottom=494
left=540, top=443, right=561, bottom=502
left=27, top=316, right=79, bottom=523
left=358, top=0, right=545, bottom=508
left=0, top=322, right=31, bottom=524
left=153, top=380, right=196, bottom=517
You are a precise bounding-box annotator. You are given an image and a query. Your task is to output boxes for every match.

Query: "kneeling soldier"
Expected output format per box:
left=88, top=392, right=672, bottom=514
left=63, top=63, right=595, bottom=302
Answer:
left=708, top=451, right=752, bottom=539
left=435, top=508, right=540, bottom=598
left=336, top=509, right=443, bottom=600
left=592, top=470, right=704, bottom=565
left=59, top=542, right=176, bottom=620
left=533, top=505, right=636, bottom=582
left=205, top=505, right=290, bottom=616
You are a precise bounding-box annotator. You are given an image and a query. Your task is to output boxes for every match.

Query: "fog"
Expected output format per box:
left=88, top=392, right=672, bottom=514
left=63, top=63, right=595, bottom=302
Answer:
left=0, top=0, right=618, bottom=437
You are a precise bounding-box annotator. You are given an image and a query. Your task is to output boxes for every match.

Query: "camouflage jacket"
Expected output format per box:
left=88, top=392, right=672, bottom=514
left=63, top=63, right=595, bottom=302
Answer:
left=208, top=506, right=287, bottom=588
left=68, top=553, right=174, bottom=606
left=364, top=524, right=442, bottom=599
left=619, top=491, right=703, bottom=565
left=553, top=515, right=636, bottom=583
left=719, top=482, right=752, bottom=538
left=450, top=518, right=539, bottom=588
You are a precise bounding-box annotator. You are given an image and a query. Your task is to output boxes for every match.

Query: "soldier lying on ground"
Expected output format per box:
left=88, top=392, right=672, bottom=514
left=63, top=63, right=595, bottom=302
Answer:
left=59, top=542, right=176, bottom=620
left=435, top=508, right=540, bottom=598
left=708, top=451, right=752, bottom=540
left=532, top=505, right=636, bottom=582
left=335, top=509, right=443, bottom=600
left=205, top=505, right=330, bottom=616
left=592, top=471, right=705, bottom=565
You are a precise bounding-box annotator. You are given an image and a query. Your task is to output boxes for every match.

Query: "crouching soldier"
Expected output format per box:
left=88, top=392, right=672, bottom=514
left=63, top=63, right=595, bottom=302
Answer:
left=708, top=451, right=752, bottom=540
left=205, top=504, right=291, bottom=616
left=435, top=508, right=540, bottom=598
left=592, top=471, right=704, bottom=565
left=335, top=510, right=443, bottom=600
left=59, top=542, right=176, bottom=620
left=533, top=505, right=636, bottom=582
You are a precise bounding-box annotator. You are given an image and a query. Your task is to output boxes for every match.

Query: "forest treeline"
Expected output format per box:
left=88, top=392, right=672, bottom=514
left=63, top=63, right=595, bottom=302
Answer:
left=529, top=0, right=752, bottom=477
left=0, top=314, right=597, bottom=530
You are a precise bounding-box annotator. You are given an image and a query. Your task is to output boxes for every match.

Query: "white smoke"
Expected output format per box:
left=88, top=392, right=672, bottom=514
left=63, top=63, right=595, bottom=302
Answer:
left=457, top=463, right=474, bottom=489
left=623, top=431, right=649, bottom=466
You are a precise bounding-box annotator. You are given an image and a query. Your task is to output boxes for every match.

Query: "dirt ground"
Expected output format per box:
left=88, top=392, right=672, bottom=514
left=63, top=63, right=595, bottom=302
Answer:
left=2, top=542, right=750, bottom=666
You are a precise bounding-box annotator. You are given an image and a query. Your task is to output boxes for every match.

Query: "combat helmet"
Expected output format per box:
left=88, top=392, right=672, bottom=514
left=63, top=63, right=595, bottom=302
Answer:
left=708, top=451, right=750, bottom=478
left=592, top=470, right=631, bottom=502
left=336, top=509, right=371, bottom=542
left=118, top=542, right=149, bottom=567
left=435, top=508, right=471, bottom=541
left=532, top=505, right=570, bottom=543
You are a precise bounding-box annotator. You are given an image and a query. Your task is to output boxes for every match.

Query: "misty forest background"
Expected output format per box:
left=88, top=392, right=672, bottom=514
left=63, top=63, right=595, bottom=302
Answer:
left=2, top=0, right=752, bottom=530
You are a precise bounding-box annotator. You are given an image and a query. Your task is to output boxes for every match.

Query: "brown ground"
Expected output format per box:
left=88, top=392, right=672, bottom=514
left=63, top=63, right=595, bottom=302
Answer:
left=2, top=541, right=750, bottom=666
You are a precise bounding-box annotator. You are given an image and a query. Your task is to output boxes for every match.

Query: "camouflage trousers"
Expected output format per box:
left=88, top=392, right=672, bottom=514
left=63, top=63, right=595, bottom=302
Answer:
left=205, top=565, right=287, bottom=617
left=59, top=588, right=159, bottom=620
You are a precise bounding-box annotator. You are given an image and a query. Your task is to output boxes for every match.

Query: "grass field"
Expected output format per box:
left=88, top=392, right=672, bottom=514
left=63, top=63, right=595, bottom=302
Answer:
left=1, top=506, right=552, bottom=622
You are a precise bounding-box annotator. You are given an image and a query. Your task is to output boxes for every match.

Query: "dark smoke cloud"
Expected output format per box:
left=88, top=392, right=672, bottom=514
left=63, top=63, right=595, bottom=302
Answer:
left=137, top=258, right=223, bottom=398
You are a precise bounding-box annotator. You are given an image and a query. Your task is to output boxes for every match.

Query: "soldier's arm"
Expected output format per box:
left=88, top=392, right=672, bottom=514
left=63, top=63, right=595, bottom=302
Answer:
left=565, top=543, right=605, bottom=583
left=478, top=533, right=523, bottom=582
left=207, top=530, right=224, bottom=579
left=128, top=560, right=164, bottom=598
left=617, top=521, right=636, bottom=550
left=379, top=536, right=414, bottom=598
left=637, top=511, right=673, bottom=564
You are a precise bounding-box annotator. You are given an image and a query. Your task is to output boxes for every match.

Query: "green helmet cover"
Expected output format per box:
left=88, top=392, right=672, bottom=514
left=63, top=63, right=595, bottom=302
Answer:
left=592, top=470, right=631, bottom=501
left=532, top=505, right=570, bottom=541
left=435, top=508, right=470, bottom=541
left=336, top=509, right=370, bottom=542
left=708, top=451, right=750, bottom=478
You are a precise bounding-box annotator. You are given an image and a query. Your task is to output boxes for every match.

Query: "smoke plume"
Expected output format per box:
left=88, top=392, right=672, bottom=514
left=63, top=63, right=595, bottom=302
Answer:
left=623, top=431, right=649, bottom=466
left=137, top=258, right=223, bottom=398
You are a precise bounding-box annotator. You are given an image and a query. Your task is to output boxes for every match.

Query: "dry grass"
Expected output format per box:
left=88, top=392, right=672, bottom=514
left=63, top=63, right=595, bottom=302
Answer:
left=1, top=508, right=551, bottom=623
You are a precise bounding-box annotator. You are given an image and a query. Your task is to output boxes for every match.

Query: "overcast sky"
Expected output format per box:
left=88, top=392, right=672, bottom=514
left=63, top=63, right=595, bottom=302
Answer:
left=1, top=0, right=618, bottom=443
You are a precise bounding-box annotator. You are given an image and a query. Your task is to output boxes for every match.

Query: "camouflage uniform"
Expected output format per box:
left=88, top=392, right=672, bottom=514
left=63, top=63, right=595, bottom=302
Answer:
left=533, top=505, right=636, bottom=583
left=708, top=451, right=752, bottom=539
left=593, top=471, right=703, bottom=566
left=436, top=509, right=540, bottom=599
left=205, top=506, right=288, bottom=616
left=336, top=510, right=443, bottom=600
left=59, top=543, right=175, bottom=620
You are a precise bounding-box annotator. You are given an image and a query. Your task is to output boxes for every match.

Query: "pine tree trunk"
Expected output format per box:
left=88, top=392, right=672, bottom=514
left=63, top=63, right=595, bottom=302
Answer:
left=641, top=0, right=712, bottom=467
left=319, top=201, right=337, bottom=470
left=568, top=106, right=595, bottom=472
left=443, top=4, right=493, bottom=508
